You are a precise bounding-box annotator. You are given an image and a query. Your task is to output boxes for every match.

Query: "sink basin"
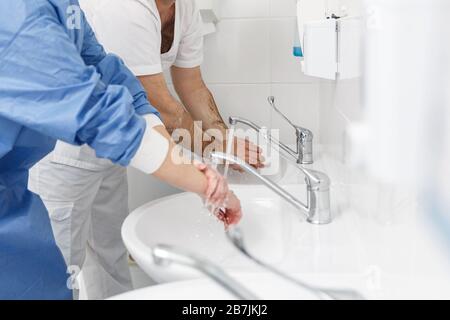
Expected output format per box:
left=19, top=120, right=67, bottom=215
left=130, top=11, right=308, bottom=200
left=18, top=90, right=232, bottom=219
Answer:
left=122, top=150, right=450, bottom=299
left=109, top=273, right=358, bottom=300
left=122, top=184, right=303, bottom=284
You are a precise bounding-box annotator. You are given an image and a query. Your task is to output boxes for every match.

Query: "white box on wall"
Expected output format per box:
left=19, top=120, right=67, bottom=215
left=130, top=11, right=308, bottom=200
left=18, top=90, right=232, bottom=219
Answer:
left=303, top=19, right=338, bottom=80
left=302, top=17, right=361, bottom=80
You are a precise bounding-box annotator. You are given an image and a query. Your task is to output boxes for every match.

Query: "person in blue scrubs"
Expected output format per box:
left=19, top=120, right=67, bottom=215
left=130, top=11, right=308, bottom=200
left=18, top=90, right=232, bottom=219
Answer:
left=0, top=0, right=242, bottom=299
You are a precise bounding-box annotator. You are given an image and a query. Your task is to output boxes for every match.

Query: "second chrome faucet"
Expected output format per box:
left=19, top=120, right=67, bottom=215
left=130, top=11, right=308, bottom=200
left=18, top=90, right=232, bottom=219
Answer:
left=229, top=96, right=313, bottom=165
left=210, top=152, right=332, bottom=225
left=224, top=96, right=332, bottom=224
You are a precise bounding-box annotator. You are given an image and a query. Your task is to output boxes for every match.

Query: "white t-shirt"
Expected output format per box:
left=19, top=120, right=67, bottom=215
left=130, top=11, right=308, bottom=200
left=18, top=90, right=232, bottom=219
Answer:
left=80, top=0, right=204, bottom=75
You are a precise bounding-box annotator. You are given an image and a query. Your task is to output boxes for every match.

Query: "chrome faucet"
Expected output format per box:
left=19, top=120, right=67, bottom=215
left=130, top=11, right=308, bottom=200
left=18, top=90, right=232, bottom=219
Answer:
left=229, top=96, right=314, bottom=165
left=226, top=227, right=365, bottom=300
left=151, top=244, right=259, bottom=300
left=210, top=152, right=332, bottom=225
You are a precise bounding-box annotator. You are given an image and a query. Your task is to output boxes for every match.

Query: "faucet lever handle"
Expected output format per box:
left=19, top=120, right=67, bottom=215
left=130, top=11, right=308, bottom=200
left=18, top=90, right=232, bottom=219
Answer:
left=267, top=96, right=297, bottom=129
left=267, top=96, right=313, bottom=137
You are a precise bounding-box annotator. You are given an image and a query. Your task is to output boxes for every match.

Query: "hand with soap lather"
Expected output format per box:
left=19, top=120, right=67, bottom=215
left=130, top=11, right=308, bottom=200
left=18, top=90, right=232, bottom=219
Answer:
left=194, top=161, right=242, bottom=228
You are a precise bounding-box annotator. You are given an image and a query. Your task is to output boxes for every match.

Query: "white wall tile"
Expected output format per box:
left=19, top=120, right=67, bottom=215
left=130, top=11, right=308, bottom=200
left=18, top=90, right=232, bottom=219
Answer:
left=268, top=0, right=330, bottom=19
left=218, top=0, right=270, bottom=19
left=270, top=84, right=320, bottom=144
left=270, top=0, right=297, bottom=17
left=331, top=78, right=362, bottom=122
left=202, top=19, right=271, bottom=83
left=298, top=0, right=327, bottom=21
left=318, top=82, right=348, bottom=146
left=207, top=84, right=272, bottom=126
left=270, top=0, right=327, bottom=19
left=338, top=0, right=363, bottom=16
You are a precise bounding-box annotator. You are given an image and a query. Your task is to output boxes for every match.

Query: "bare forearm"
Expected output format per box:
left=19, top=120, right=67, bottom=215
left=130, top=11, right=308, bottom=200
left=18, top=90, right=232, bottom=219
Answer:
left=151, top=126, right=207, bottom=195
left=138, top=72, right=226, bottom=157
left=157, top=96, right=194, bottom=135
left=184, top=86, right=228, bottom=134
left=172, top=66, right=228, bottom=135
left=138, top=74, right=197, bottom=147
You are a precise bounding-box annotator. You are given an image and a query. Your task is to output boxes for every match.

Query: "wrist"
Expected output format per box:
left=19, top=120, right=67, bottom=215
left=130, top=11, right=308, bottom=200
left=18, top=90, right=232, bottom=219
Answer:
left=130, top=115, right=168, bottom=174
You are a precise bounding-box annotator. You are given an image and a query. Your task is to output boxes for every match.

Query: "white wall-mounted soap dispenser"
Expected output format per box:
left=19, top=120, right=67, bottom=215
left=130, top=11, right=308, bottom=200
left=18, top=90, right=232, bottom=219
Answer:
left=302, top=16, right=362, bottom=80
left=302, top=18, right=338, bottom=79
left=196, top=0, right=219, bottom=36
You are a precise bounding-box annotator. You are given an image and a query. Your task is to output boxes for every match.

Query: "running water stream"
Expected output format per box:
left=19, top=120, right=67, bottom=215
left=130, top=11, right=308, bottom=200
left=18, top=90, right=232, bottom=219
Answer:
left=200, top=125, right=237, bottom=228
left=223, top=125, right=236, bottom=179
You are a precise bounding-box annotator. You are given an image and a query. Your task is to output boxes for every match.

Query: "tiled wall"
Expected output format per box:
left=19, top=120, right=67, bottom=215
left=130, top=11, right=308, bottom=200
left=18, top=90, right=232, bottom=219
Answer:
left=317, top=0, right=363, bottom=150
left=319, top=78, right=362, bottom=148
left=201, top=0, right=363, bottom=148
left=201, top=0, right=320, bottom=145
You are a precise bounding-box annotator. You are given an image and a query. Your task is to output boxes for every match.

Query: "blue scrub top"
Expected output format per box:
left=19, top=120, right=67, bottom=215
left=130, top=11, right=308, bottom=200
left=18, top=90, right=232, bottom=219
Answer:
left=0, top=0, right=159, bottom=299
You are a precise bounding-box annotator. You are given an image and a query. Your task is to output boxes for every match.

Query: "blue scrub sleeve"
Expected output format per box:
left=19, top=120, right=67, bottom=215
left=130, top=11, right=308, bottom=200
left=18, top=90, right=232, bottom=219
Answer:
left=81, top=16, right=158, bottom=117
left=0, top=9, right=144, bottom=166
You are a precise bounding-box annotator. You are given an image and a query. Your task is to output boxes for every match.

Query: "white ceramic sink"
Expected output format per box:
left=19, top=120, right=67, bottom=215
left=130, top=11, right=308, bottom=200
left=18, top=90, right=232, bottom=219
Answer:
left=110, top=274, right=319, bottom=300
left=122, top=150, right=450, bottom=299
left=110, top=273, right=369, bottom=300
left=122, top=184, right=305, bottom=283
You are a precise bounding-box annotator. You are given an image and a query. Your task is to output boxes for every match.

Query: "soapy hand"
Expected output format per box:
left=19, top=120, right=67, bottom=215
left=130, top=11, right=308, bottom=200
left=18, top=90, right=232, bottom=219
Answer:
left=194, top=161, right=242, bottom=227
left=215, top=191, right=242, bottom=228
left=227, top=137, right=265, bottom=172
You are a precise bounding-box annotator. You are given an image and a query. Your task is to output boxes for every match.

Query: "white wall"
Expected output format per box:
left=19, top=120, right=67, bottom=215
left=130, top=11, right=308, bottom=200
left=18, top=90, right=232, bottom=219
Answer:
left=202, top=0, right=364, bottom=150
left=202, top=0, right=321, bottom=146
left=318, top=78, right=362, bottom=148
left=317, top=0, right=363, bottom=151
left=317, top=0, right=423, bottom=224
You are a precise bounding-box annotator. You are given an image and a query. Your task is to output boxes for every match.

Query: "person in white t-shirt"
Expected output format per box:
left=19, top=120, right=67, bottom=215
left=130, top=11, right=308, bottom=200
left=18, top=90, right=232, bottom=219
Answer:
left=29, top=0, right=263, bottom=300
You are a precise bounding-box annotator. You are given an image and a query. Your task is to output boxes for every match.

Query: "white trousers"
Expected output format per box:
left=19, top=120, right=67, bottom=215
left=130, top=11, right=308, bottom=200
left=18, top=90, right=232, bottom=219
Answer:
left=29, top=158, right=133, bottom=300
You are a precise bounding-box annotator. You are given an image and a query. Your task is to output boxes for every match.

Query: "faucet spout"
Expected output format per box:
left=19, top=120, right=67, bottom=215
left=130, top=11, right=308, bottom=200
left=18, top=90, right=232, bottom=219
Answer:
left=229, top=116, right=301, bottom=164
left=229, top=109, right=313, bottom=165
left=210, top=152, right=332, bottom=225
left=226, top=227, right=365, bottom=300
left=152, top=244, right=259, bottom=300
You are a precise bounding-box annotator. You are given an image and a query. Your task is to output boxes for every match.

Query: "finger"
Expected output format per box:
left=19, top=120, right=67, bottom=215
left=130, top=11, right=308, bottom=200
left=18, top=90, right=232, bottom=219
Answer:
left=243, top=139, right=262, bottom=153
left=245, top=142, right=261, bottom=154
left=225, top=205, right=242, bottom=225
left=230, top=164, right=245, bottom=173
left=217, top=210, right=231, bottom=230
left=229, top=200, right=243, bottom=225
left=254, top=153, right=266, bottom=168
left=246, top=151, right=260, bottom=165
left=214, top=208, right=227, bottom=222
left=246, top=152, right=265, bottom=168
left=219, top=192, right=242, bottom=227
